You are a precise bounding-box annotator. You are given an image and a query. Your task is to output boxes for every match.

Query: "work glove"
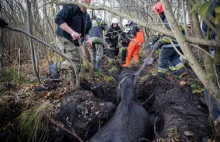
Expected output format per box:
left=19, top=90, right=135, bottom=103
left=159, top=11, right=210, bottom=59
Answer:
left=146, top=42, right=153, bottom=48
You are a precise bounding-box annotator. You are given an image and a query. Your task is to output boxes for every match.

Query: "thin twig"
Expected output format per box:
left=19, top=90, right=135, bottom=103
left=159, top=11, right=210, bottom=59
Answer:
left=139, top=138, right=151, bottom=142
left=189, top=43, right=212, bottom=58
left=44, top=113, right=83, bottom=142
left=34, top=2, right=54, bottom=12
left=154, top=117, right=159, bottom=138
left=18, top=48, right=21, bottom=86
left=142, top=93, right=154, bottom=105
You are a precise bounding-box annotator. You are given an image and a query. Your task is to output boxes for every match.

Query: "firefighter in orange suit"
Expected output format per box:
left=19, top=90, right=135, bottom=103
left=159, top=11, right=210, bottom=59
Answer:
left=122, top=19, right=144, bottom=67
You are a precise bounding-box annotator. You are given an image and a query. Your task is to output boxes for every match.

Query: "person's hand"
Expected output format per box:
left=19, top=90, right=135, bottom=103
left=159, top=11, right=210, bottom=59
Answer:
left=70, top=31, right=80, bottom=40
left=86, top=38, right=92, bottom=47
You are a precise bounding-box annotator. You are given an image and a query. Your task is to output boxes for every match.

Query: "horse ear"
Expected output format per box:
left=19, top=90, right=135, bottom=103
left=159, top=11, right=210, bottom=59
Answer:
left=111, top=74, right=119, bottom=81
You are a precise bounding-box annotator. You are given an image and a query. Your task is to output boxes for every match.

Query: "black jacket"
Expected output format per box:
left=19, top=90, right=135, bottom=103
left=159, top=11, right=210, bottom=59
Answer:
left=89, top=19, right=104, bottom=39
left=105, top=25, right=122, bottom=45
left=55, top=4, right=92, bottom=46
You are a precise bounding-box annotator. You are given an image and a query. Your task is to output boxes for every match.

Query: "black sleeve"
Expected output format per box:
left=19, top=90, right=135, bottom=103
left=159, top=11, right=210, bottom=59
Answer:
left=119, top=32, right=125, bottom=41
left=105, top=28, right=111, bottom=44
left=85, top=13, right=92, bottom=35
left=55, top=5, right=77, bottom=26
left=101, top=23, right=107, bottom=31
left=149, top=33, right=161, bottom=44
left=117, top=26, right=122, bottom=34
left=157, top=39, right=167, bottom=49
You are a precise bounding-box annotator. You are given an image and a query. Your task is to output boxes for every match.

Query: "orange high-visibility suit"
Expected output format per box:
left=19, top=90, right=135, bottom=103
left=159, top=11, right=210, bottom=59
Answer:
left=122, top=24, right=144, bottom=67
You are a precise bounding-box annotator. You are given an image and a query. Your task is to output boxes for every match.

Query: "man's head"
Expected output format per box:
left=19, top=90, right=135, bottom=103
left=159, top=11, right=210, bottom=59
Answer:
left=153, top=2, right=164, bottom=15
left=80, top=0, right=91, bottom=12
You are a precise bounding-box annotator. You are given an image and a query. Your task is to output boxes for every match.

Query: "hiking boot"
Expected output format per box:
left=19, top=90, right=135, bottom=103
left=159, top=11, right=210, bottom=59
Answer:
left=95, top=60, right=102, bottom=72
left=177, top=67, right=187, bottom=78
left=49, top=63, right=60, bottom=79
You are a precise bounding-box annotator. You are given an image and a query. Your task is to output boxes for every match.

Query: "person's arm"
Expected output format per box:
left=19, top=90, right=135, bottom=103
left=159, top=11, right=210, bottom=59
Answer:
left=55, top=5, right=79, bottom=39
left=146, top=32, right=161, bottom=48
left=59, top=23, right=76, bottom=35
left=104, top=28, right=111, bottom=44
left=153, top=37, right=169, bottom=50
left=85, top=14, right=92, bottom=47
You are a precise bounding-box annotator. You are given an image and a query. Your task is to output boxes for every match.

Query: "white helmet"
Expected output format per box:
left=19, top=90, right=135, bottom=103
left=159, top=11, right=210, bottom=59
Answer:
left=111, top=18, right=119, bottom=24
left=122, top=19, right=129, bottom=27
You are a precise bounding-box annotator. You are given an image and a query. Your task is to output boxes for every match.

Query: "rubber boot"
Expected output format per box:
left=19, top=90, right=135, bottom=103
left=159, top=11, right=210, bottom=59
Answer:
left=49, top=63, right=60, bottom=79
left=121, top=50, right=127, bottom=64
left=95, top=60, right=102, bottom=71
left=177, top=66, right=187, bottom=78
left=122, top=57, right=131, bottom=67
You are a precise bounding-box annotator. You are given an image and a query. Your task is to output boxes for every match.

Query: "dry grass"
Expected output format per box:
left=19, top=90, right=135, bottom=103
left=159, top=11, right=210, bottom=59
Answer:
left=17, top=101, right=54, bottom=142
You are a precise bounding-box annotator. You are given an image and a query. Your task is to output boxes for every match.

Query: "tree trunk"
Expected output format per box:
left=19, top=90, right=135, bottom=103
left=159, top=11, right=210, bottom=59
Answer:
left=182, top=0, right=188, bottom=36
left=26, top=0, right=40, bottom=82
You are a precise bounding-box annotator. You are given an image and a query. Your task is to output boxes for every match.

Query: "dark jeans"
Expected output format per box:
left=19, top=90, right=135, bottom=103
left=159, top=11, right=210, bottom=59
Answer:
left=158, top=47, right=182, bottom=70
left=204, top=89, right=220, bottom=120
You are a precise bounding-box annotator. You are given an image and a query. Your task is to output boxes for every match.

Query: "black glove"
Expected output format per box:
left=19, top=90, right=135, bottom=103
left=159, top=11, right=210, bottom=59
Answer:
left=146, top=42, right=153, bottom=48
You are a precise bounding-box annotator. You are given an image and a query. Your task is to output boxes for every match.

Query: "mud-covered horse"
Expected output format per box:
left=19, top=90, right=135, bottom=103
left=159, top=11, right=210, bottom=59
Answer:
left=90, top=70, right=152, bottom=142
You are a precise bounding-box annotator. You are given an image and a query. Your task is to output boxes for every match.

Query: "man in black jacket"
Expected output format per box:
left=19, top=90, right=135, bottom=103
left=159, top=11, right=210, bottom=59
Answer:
left=105, top=18, right=122, bottom=63
left=49, top=0, right=92, bottom=79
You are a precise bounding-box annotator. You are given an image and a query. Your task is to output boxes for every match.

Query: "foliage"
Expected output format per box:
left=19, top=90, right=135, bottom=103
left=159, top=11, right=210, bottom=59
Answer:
left=105, top=76, right=115, bottom=84
left=191, top=83, right=205, bottom=94
left=190, top=0, right=220, bottom=24
left=0, top=67, right=27, bottom=85
left=17, top=101, right=54, bottom=142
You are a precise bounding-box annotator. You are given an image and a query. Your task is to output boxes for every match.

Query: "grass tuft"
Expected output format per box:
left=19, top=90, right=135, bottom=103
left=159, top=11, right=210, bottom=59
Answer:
left=17, top=101, right=54, bottom=142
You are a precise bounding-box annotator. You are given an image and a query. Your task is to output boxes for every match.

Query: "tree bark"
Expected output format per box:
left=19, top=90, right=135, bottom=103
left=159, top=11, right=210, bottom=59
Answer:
left=0, top=29, right=4, bottom=69
left=26, top=0, right=40, bottom=82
